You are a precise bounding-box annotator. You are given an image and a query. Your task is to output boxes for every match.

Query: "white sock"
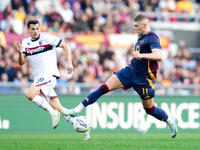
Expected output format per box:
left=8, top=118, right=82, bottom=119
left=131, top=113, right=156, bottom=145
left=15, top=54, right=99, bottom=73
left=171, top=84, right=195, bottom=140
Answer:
left=61, top=114, right=75, bottom=124
left=74, top=103, right=85, bottom=113
left=166, top=116, right=174, bottom=125
left=32, top=95, right=55, bottom=115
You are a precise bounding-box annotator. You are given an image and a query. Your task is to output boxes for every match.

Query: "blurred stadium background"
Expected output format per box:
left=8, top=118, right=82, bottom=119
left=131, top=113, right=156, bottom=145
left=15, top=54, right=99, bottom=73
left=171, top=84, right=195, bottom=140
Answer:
left=0, top=0, right=200, bottom=134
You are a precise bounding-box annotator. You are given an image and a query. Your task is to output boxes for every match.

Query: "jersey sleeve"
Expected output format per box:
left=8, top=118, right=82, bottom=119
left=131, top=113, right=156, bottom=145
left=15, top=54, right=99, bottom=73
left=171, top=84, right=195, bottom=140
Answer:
left=148, top=33, right=161, bottom=51
left=45, top=34, right=62, bottom=47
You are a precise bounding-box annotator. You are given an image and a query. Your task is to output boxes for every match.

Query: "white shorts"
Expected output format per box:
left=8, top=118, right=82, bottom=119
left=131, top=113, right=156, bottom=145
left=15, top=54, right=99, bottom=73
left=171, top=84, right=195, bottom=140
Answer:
left=33, top=75, right=58, bottom=100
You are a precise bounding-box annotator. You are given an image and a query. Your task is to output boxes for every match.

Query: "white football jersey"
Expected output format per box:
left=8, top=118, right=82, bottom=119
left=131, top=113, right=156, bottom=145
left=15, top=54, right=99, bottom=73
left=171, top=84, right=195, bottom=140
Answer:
left=22, top=33, right=62, bottom=81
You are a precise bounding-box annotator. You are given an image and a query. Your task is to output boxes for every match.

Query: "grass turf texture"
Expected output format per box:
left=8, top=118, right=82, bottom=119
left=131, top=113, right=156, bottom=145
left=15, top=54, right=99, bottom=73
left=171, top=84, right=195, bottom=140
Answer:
left=0, top=133, right=199, bottom=150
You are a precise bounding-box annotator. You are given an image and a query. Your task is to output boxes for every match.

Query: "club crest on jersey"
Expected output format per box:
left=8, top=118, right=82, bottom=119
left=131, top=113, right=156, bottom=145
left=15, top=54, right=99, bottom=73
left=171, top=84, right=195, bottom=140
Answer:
left=39, top=40, right=42, bottom=46
left=136, top=45, right=140, bottom=52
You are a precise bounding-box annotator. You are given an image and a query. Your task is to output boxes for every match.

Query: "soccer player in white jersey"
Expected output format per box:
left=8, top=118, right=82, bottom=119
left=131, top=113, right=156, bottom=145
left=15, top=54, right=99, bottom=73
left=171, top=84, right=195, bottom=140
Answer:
left=16, top=19, right=90, bottom=140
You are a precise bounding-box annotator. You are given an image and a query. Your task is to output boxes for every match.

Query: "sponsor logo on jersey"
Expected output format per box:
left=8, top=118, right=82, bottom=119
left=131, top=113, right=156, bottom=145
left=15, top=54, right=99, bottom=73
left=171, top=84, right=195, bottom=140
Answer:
left=25, top=44, right=52, bottom=55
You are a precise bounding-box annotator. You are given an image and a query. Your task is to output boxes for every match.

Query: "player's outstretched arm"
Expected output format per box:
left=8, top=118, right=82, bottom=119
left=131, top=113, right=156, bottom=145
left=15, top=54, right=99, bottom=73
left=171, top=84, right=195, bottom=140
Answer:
left=16, top=41, right=26, bottom=66
left=59, top=41, right=74, bottom=74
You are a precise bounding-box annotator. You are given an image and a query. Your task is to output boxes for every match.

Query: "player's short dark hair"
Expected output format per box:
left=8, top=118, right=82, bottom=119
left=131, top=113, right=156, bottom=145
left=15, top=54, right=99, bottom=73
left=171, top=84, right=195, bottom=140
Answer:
left=133, top=14, right=148, bottom=22
left=27, top=19, right=40, bottom=28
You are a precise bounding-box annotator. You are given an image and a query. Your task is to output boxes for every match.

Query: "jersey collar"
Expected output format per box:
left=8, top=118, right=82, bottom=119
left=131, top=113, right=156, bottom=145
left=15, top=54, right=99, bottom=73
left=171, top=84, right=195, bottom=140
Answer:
left=138, top=31, right=152, bottom=40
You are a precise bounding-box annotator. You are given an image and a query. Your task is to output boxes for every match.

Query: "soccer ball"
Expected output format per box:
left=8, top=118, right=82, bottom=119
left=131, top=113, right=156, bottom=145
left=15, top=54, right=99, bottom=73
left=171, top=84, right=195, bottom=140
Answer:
left=73, top=116, right=90, bottom=133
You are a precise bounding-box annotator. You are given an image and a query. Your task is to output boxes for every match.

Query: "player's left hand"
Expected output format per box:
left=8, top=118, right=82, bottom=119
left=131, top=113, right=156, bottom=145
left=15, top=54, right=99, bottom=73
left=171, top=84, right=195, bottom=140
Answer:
left=66, top=63, right=74, bottom=75
left=132, top=51, right=142, bottom=59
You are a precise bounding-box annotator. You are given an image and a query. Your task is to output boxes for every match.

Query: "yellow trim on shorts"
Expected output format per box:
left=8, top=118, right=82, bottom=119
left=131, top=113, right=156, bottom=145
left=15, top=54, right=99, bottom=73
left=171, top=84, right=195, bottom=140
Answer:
left=146, top=78, right=155, bottom=89
left=148, top=60, right=156, bottom=79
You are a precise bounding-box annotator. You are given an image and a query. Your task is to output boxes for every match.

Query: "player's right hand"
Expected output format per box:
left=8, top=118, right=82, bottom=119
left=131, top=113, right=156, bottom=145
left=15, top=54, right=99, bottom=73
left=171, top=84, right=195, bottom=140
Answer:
left=16, top=41, right=23, bottom=53
left=132, top=51, right=142, bottom=59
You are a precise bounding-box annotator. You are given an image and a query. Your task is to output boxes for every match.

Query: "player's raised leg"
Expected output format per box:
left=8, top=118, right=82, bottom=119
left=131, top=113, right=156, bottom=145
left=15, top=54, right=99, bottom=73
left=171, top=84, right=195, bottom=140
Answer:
left=142, top=98, right=178, bottom=138
left=26, top=84, right=60, bottom=129
left=61, top=74, right=124, bottom=116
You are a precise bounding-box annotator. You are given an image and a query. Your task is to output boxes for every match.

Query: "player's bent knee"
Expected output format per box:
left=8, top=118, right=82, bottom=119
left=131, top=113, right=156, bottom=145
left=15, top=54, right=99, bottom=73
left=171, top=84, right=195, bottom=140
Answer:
left=26, top=92, right=34, bottom=101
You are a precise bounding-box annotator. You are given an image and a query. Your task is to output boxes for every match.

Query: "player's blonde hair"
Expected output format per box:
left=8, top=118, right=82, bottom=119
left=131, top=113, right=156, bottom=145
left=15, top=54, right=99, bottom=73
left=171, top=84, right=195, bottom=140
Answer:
left=133, top=14, right=148, bottom=24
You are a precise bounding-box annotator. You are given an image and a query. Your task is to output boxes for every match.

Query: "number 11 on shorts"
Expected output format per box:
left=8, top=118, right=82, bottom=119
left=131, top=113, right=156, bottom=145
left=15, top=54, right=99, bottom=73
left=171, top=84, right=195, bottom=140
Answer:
left=142, top=88, right=148, bottom=95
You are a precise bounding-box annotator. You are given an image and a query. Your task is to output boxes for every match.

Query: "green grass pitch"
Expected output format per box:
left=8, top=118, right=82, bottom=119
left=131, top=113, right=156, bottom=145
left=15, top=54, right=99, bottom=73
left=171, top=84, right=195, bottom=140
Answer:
left=0, top=133, right=199, bottom=150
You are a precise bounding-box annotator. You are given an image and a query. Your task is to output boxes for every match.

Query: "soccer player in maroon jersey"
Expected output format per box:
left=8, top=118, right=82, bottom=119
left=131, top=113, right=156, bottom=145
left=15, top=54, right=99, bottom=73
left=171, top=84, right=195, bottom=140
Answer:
left=63, top=14, right=178, bottom=138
